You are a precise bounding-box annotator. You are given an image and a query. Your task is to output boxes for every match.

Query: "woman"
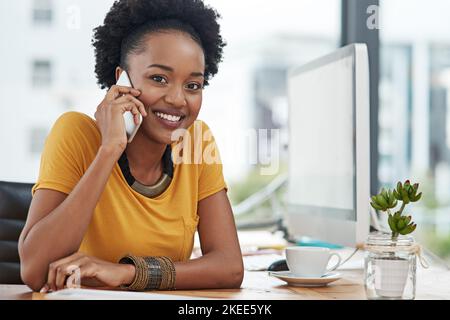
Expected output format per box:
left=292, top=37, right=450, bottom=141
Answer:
left=18, top=0, right=243, bottom=293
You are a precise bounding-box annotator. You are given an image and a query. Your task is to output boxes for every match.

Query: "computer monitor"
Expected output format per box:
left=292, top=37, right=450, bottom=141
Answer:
left=285, top=43, right=370, bottom=248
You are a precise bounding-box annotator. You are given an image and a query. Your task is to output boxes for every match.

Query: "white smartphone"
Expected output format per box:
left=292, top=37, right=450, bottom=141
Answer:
left=116, top=71, right=142, bottom=143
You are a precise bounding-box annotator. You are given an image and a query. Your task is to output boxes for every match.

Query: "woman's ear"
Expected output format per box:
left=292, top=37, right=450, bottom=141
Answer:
left=115, top=66, right=123, bottom=83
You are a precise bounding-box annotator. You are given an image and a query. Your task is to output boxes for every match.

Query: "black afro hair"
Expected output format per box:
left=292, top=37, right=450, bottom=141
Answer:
left=92, top=0, right=226, bottom=90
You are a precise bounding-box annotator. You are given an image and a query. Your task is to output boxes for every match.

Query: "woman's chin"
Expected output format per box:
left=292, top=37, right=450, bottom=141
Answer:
left=142, top=120, right=194, bottom=145
left=155, top=132, right=178, bottom=145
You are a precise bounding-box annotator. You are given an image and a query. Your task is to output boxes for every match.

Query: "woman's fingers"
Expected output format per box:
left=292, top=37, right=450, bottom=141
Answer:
left=128, top=103, right=141, bottom=125
left=115, top=94, right=147, bottom=118
left=65, top=263, right=99, bottom=289
left=54, top=256, right=93, bottom=290
left=54, top=259, right=85, bottom=290
left=99, top=93, right=146, bottom=126
left=45, top=253, right=83, bottom=292
left=45, top=256, right=100, bottom=292
left=41, top=256, right=129, bottom=293
left=93, top=85, right=146, bottom=152
left=56, top=256, right=95, bottom=290
left=95, top=86, right=142, bottom=119
left=65, top=273, right=79, bottom=289
left=129, top=95, right=147, bottom=117
left=39, top=284, right=49, bottom=293
left=108, top=85, right=141, bottom=101
left=117, top=101, right=142, bottom=126
left=65, top=265, right=82, bottom=289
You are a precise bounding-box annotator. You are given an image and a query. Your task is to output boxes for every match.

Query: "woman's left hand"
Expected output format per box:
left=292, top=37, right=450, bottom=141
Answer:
left=40, top=252, right=135, bottom=293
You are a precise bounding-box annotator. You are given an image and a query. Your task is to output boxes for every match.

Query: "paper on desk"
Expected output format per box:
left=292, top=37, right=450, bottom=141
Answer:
left=45, top=288, right=215, bottom=300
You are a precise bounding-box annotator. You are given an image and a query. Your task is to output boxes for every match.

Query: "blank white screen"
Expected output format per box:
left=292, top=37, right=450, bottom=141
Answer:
left=287, top=55, right=355, bottom=218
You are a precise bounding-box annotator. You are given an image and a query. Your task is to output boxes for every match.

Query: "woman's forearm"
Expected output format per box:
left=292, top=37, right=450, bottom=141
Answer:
left=120, top=252, right=243, bottom=291
left=173, top=252, right=244, bottom=290
left=20, top=145, right=122, bottom=290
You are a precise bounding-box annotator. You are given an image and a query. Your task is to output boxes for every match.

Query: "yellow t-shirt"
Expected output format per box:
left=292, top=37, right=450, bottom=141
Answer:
left=32, top=111, right=227, bottom=263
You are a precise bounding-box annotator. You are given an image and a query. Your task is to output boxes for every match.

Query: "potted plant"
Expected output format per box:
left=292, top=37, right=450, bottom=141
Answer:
left=365, top=180, right=422, bottom=299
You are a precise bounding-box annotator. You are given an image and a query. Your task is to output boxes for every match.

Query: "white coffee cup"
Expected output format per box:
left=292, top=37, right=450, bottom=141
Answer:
left=285, top=246, right=342, bottom=277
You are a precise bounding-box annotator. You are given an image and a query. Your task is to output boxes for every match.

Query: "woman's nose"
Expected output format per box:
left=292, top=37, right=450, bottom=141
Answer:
left=164, top=85, right=187, bottom=107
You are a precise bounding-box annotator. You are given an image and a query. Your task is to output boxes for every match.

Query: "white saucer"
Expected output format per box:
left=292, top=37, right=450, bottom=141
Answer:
left=268, top=271, right=341, bottom=287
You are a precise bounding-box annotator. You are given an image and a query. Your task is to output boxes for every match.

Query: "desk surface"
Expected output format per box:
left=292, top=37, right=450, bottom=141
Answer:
left=1, top=265, right=449, bottom=300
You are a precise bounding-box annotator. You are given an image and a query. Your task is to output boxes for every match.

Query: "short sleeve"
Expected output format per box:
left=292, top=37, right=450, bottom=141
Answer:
left=31, top=112, right=96, bottom=196
left=197, top=121, right=228, bottom=201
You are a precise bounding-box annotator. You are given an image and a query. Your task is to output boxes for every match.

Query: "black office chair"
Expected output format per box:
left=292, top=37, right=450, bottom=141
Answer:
left=0, top=181, right=33, bottom=284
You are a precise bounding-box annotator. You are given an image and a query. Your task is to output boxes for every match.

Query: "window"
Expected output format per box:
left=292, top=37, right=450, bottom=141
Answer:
left=379, top=44, right=413, bottom=186
left=380, top=0, right=450, bottom=263
left=32, top=60, right=52, bottom=87
left=33, top=0, right=53, bottom=25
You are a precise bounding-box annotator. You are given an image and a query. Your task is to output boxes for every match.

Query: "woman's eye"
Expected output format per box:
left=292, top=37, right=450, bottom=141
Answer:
left=186, top=83, right=202, bottom=91
left=150, top=76, right=167, bottom=84
left=149, top=77, right=201, bottom=90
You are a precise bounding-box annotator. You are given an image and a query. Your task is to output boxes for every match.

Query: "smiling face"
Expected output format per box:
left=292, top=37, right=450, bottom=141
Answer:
left=116, top=30, right=206, bottom=145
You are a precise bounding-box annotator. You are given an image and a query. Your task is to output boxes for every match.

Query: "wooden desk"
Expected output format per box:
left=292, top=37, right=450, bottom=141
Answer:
left=1, top=265, right=449, bottom=300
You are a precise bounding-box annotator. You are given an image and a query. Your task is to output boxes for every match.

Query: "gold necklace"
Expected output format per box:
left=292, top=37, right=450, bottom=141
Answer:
left=131, top=173, right=172, bottom=198
left=118, top=146, right=173, bottom=198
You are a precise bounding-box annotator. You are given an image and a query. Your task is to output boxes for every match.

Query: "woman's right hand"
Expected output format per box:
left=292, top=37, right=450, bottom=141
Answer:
left=94, top=85, right=147, bottom=154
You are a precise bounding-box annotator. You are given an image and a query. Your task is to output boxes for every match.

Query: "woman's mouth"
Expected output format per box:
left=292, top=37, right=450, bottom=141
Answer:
left=152, top=110, right=185, bottom=129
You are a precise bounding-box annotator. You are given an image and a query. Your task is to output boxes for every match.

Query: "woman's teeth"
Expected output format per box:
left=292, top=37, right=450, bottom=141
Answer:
left=154, top=112, right=182, bottom=122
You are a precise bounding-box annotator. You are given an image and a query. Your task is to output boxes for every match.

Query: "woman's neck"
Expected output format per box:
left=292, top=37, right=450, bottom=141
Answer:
left=125, top=131, right=166, bottom=185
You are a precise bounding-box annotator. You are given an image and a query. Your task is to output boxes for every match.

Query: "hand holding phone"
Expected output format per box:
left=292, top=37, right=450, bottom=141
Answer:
left=94, top=71, right=145, bottom=155
left=116, top=71, right=143, bottom=143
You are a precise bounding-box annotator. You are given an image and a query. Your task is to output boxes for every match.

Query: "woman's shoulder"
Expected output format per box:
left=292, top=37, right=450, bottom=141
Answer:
left=50, top=111, right=100, bottom=144
left=54, top=111, right=96, bottom=128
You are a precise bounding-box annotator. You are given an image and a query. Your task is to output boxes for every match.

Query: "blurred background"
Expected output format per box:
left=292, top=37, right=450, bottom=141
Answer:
left=0, top=0, right=449, bottom=263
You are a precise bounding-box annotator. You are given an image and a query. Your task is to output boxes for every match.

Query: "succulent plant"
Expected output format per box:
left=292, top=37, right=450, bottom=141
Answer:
left=392, top=180, right=422, bottom=204
left=387, top=211, right=417, bottom=239
left=370, top=180, right=422, bottom=241
left=370, top=188, right=398, bottom=211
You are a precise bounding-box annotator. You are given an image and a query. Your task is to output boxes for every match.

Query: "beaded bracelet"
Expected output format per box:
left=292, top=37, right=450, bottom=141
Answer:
left=119, top=254, right=176, bottom=291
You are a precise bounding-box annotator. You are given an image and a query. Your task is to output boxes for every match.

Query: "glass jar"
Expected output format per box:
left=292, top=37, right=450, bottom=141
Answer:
left=364, top=233, right=417, bottom=300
